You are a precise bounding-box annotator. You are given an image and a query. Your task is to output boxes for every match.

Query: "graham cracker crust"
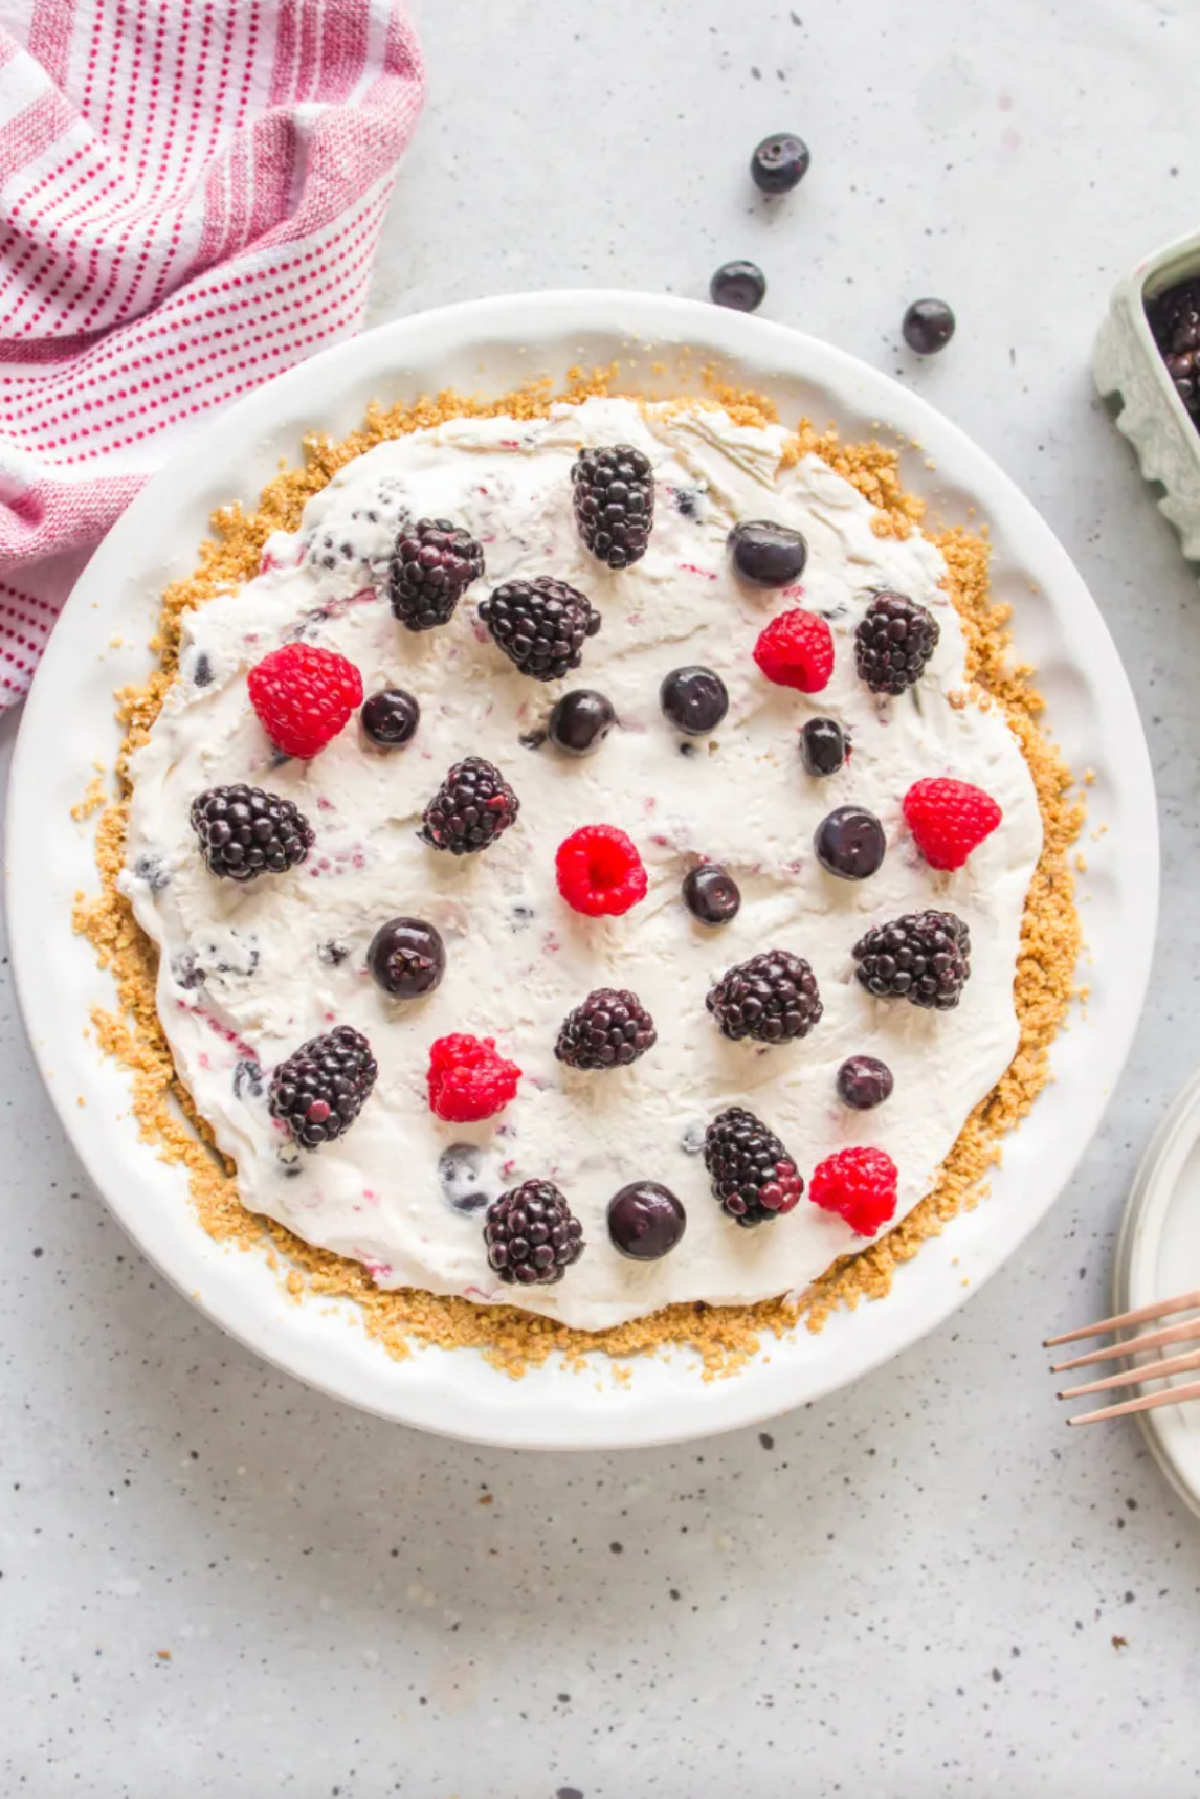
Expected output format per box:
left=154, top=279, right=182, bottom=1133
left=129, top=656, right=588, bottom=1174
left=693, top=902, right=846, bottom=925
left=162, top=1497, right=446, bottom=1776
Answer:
left=71, top=370, right=1084, bottom=1378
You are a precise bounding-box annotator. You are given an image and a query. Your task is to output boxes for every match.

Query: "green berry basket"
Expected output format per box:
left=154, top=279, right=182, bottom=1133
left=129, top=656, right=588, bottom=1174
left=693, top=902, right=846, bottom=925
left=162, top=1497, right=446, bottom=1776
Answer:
left=1094, top=229, right=1200, bottom=563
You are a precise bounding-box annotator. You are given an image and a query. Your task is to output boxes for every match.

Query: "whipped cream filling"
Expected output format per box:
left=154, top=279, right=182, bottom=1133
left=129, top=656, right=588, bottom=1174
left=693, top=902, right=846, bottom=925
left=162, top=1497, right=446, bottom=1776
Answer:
left=123, top=397, right=1043, bottom=1332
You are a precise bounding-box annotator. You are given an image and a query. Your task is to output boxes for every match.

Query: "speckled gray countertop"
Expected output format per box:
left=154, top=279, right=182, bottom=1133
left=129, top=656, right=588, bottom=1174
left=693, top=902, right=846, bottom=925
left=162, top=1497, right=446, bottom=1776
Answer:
left=4, top=3, right=1200, bottom=1794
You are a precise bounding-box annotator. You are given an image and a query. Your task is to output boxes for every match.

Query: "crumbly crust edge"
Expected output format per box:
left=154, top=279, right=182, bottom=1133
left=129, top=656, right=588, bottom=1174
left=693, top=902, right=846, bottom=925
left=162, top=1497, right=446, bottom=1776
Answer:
left=71, top=369, right=1084, bottom=1379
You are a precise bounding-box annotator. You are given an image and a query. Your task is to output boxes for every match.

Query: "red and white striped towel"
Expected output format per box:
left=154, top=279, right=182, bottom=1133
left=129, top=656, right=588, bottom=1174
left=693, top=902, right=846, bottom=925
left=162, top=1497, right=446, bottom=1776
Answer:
left=0, top=0, right=425, bottom=705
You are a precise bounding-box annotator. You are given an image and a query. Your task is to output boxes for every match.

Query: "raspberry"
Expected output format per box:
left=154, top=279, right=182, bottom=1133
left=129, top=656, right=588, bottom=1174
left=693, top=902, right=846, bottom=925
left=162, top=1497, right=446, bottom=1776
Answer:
left=420, top=756, right=519, bottom=855
left=752, top=608, right=834, bottom=693
left=571, top=444, right=655, bottom=569
left=555, top=988, right=657, bottom=1070
left=707, top=949, right=822, bottom=1044
left=247, top=643, right=363, bottom=759
left=854, top=591, right=939, bottom=695
left=483, top=1180, right=584, bottom=1285
left=809, top=1146, right=898, bottom=1236
left=268, top=1025, right=377, bottom=1149
left=191, top=783, right=314, bottom=882
left=902, top=777, right=1002, bottom=871
left=427, top=1033, right=521, bottom=1123
left=852, top=909, right=971, bottom=1009
left=703, top=1106, right=804, bottom=1228
left=389, top=517, right=485, bottom=631
left=555, top=825, right=647, bottom=917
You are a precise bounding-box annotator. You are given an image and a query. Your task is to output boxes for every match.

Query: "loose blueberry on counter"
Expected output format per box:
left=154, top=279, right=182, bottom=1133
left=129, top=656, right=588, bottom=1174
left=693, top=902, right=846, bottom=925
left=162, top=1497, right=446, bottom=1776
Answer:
left=902, top=298, right=956, bottom=355
left=607, top=1181, right=687, bottom=1261
left=814, top=805, right=886, bottom=880
left=367, top=917, right=446, bottom=998
left=837, top=1055, right=894, bottom=1111
left=660, top=666, right=729, bottom=736
left=548, top=689, right=616, bottom=757
left=728, top=519, right=808, bottom=586
left=750, top=132, right=810, bottom=194
left=360, top=686, right=420, bottom=749
left=438, top=1143, right=497, bottom=1214
left=683, top=864, right=741, bottom=924
left=800, top=717, right=848, bottom=777
left=710, top=261, right=766, bottom=313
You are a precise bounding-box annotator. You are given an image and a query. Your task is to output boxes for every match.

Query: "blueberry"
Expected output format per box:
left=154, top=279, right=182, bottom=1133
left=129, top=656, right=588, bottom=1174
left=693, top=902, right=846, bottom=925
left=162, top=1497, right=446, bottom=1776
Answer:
left=233, top=1059, right=265, bottom=1100
left=750, top=132, right=810, bottom=194
left=318, top=941, right=351, bottom=966
left=171, top=950, right=205, bottom=991
left=814, top=805, right=886, bottom=880
left=902, top=298, right=956, bottom=355
left=607, top=1181, right=687, bottom=1261
left=509, top=903, right=535, bottom=932
left=836, top=1055, right=894, bottom=1111
left=710, top=261, right=766, bottom=313
left=438, top=1143, right=495, bottom=1214
left=133, top=852, right=171, bottom=893
left=367, top=917, right=445, bottom=997
left=192, top=652, right=213, bottom=688
left=548, top=689, right=616, bottom=757
left=728, top=519, right=808, bottom=586
left=683, top=865, right=741, bottom=924
left=361, top=687, right=420, bottom=749
left=660, top=666, right=729, bottom=736
left=800, top=717, right=847, bottom=776
left=681, top=1121, right=707, bottom=1156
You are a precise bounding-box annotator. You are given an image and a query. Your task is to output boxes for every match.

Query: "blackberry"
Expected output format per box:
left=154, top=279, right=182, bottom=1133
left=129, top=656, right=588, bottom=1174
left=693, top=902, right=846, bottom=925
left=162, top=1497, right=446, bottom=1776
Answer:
left=555, top=988, right=657, bottom=1071
left=191, top=784, right=314, bottom=882
left=852, top=909, right=971, bottom=1010
left=268, top=1025, right=377, bottom=1148
left=854, top=591, right=940, bottom=695
left=703, top=1106, right=804, bottom=1228
left=707, top=949, right=822, bottom=1044
left=420, top=756, right=519, bottom=855
left=478, top=576, right=601, bottom=682
left=389, top=517, right=484, bottom=631
left=483, top=1179, right=584, bottom=1285
left=571, top=444, right=655, bottom=569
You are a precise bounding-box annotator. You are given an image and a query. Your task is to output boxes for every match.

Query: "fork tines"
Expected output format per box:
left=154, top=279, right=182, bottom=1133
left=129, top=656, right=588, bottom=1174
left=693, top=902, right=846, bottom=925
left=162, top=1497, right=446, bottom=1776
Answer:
left=1045, top=1287, right=1200, bottom=1427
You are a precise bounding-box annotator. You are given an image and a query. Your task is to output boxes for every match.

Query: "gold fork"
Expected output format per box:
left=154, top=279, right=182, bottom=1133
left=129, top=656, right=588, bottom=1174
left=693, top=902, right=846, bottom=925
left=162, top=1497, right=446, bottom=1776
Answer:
left=1046, top=1288, right=1200, bottom=1426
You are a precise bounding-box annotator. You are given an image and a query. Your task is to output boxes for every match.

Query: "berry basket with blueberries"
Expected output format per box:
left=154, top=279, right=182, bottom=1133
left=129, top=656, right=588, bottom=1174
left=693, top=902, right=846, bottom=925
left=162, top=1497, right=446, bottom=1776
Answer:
left=1095, top=228, right=1200, bottom=567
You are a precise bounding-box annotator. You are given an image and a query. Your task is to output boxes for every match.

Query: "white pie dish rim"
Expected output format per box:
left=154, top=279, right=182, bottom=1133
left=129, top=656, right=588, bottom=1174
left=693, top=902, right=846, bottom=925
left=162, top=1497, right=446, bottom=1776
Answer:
left=6, top=289, right=1157, bottom=1450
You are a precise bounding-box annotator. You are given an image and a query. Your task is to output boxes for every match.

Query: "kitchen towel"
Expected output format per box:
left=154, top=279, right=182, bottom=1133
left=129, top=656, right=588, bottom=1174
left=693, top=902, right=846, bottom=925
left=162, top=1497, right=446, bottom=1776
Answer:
left=0, top=0, right=425, bottom=704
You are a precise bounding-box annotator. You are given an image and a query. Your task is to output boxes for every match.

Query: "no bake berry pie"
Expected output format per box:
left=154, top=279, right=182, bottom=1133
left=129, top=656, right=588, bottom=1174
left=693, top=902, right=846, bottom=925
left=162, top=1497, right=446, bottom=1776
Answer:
left=76, top=379, right=1081, bottom=1371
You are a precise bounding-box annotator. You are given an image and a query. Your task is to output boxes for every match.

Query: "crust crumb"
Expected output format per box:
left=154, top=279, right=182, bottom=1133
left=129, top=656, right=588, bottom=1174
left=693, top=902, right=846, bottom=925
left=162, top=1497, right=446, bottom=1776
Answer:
left=71, top=379, right=1081, bottom=1378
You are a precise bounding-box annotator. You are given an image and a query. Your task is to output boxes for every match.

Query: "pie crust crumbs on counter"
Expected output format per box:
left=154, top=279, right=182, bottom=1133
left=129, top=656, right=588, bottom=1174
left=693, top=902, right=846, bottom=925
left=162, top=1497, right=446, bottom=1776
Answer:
left=72, top=371, right=1083, bottom=1378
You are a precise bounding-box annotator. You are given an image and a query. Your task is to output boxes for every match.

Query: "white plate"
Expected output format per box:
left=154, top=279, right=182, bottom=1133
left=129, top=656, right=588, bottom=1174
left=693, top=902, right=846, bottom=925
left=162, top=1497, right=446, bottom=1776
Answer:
left=6, top=290, right=1158, bottom=1451
left=1113, top=1073, right=1200, bottom=1516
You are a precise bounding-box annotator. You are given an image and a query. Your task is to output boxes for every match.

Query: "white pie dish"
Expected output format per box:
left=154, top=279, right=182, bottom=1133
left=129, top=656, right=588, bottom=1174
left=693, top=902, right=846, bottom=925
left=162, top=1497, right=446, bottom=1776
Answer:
left=6, top=289, right=1158, bottom=1450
